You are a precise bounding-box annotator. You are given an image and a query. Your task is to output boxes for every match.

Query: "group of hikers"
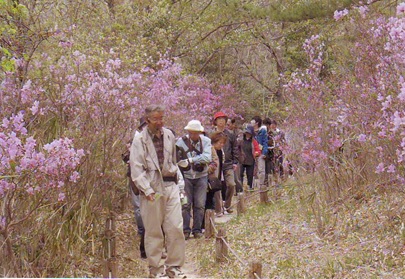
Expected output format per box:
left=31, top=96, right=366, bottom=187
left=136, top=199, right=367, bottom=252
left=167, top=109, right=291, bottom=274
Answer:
left=122, top=105, right=289, bottom=278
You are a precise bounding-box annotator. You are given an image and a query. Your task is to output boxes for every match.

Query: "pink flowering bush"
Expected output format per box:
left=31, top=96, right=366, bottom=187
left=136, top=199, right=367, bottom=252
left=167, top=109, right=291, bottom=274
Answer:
left=0, top=38, right=240, bottom=275
left=0, top=111, right=85, bottom=276
left=0, top=113, right=84, bottom=196
left=284, top=3, right=405, bottom=201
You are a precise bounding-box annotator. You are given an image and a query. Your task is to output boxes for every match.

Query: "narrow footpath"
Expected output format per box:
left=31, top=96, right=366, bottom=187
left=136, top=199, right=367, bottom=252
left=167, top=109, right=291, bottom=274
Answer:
left=116, top=200, right=236, bottom=278
left=180, top=212, right=235, bottom=278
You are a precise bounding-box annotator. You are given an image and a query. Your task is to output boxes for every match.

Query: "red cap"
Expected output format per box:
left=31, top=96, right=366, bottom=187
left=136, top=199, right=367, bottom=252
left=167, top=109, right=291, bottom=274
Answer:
left=214, top=111, right=227, bottom=120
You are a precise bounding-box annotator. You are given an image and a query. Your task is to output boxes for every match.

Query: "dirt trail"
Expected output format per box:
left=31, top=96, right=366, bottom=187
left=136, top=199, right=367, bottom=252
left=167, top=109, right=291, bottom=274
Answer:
left=180, top=212, right=235, bottom=278
left=181, top=243, right=204, bottom=278
left=116, top=207, right=236, bottom=278
left=115, top=206, right=236, bottom=278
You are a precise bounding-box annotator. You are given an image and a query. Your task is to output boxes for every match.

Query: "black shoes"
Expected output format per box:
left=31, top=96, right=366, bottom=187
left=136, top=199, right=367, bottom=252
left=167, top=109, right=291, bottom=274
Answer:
left=193, top=232, right=204, bottom=239
left=184, top=231, right=203, bottom=239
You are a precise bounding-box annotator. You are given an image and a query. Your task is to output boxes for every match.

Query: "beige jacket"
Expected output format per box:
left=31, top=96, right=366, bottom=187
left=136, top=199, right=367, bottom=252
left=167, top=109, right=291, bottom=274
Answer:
left=129, top=127, right=181, bottom=197
left=209, top=146, right=220, bottom=178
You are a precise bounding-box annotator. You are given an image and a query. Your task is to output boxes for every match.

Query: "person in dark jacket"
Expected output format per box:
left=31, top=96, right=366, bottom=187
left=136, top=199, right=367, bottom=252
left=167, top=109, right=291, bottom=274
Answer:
left=237, top=125, right=260, bottom=191
left=227, top=118, right=243, bottom=193
left=210, top=111, right=239, bottom=214
left=122, top=116, right=147, bottom=259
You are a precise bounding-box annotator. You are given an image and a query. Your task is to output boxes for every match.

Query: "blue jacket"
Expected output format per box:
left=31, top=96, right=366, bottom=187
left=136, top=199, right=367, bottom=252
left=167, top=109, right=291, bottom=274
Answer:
left=255, top=126, right=268, bottom=156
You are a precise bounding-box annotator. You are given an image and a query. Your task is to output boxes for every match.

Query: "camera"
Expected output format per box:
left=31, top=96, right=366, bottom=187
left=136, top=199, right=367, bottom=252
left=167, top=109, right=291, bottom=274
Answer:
left=192, top=163, right=205, bottom=172
left=179, top=164, right=191, bottom=172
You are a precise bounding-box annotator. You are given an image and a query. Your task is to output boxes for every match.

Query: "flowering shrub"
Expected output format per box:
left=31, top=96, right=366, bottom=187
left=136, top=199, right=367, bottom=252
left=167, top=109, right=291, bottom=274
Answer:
left=0, top=34, right=241, bottom=274
left=284, top=3, right=405, bottom=199
left=0, top=112, right=84, bottom=197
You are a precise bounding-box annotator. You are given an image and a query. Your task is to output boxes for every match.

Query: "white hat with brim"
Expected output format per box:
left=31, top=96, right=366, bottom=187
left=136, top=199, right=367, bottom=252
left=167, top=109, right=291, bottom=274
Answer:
left=184, top=120, right=204, bottom=132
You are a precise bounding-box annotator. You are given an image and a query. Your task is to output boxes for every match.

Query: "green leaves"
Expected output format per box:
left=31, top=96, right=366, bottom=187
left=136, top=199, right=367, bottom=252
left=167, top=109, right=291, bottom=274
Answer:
left=0, top=47, right=15, bottom=72
left=269, top=0, right=355, bottom=22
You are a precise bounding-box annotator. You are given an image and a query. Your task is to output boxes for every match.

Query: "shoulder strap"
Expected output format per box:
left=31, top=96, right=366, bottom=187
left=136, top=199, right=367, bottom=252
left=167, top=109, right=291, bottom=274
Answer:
left=183, top=135, right=203, bottom=155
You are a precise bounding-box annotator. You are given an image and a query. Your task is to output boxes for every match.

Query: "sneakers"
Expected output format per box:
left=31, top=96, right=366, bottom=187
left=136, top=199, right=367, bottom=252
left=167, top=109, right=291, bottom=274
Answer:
left=166, top=267, right=186, bottom=278
left=193, top=232, right=204, bottom=239
left=224, top=207, right=233, bottom=214
left=184, top=232, right=190, bottom=240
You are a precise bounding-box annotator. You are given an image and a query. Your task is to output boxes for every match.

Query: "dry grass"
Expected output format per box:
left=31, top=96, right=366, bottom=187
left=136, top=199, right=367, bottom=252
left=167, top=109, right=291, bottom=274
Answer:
left=7, top=174, right=405, bottom=278
left=114, top=210, right=149, bottom=278
left=189, top=177, right=405, bottom=278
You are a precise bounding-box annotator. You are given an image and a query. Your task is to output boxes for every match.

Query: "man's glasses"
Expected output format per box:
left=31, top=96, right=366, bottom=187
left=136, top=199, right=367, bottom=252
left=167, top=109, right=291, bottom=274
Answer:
left=149, top=117, right=164, bottom=122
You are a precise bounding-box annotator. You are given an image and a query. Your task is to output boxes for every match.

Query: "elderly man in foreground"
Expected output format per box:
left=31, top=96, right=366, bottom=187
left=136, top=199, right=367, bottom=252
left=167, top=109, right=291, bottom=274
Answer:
left=129, top=105, right=186, bottom=278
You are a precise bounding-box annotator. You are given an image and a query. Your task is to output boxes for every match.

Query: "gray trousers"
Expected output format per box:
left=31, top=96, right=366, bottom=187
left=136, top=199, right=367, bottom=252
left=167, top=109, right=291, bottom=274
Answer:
left=257, top=155, right=266, bottom=187
left=129, top=182, right=145, bottom=235
left=223, top=169, right=236, bottom=209
left=140, top=182, right=185, bottom=275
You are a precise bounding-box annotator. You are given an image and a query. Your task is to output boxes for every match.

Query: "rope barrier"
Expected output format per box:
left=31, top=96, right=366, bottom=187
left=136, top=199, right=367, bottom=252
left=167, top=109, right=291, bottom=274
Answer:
left=208, top=197, right=264, bottom=278
left=217, top=232, right=262, bottom=278
left=219, top=236, right=247, bottom=266
left=114, top=217, right=134, bottom=222
left=208, top=216, right=245, bottom=265
left=227, top=188, right=269, bottom=209
left=209, top=216, right=218, bottom=235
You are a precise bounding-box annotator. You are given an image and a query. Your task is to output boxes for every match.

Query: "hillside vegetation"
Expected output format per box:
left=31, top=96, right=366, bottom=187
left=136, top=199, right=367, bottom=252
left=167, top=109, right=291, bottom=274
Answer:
left=1, top=0, right=404, bottom=277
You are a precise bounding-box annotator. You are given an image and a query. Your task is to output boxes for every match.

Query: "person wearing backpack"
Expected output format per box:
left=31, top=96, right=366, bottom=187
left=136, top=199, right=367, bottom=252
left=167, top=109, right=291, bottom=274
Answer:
left=122, top=116, right=147, bottom=259
left=176, top=120, right=212, bottom=240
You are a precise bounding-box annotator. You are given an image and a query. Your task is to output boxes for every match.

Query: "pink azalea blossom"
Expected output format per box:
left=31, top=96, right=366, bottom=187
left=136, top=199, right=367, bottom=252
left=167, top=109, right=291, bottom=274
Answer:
left=0, top=216, right=5, bottom=230
left=330, top=138, right=342, bottom=149
left=58, top=192, right=66, bottom=202
left=26, top=187, right=35, bottom=195
left=397, top=3, right=405, bottom=14
left=387, top=164, right=396, bottom=173
left=30, top=101, right=39, bottom=115
left=378, top=130, right=387, bottom=137
left=398, top=82, right=405, bottom=102
left=375, top=162, right=385, bottom=173
left=358, top=134, right=367, bottom=142
left=358, top=6, right=369, bottom=18
left=334, top=9, right=349, bottom=21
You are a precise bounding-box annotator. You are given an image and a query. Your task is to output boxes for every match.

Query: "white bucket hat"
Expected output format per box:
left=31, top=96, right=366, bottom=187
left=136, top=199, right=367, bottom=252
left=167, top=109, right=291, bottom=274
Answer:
left=184, top=120, right=204, bottom=132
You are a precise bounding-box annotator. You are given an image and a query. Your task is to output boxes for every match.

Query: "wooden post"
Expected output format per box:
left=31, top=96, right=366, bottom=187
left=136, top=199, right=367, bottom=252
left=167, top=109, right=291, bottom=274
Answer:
left=237, top=192, right=246, bottom=215
left=267, top=174, right=272, bottom=188
left=248, top=261, right=262, bottom=279
left=272, top=172, right=281, bottom=200
left=215, top=228, right=228, bottom=262
left=103, top=216, right=117, bottom=278
left=103, top=258, right=118, bottom=278
left=259, top=185, right=268, bottom=204
left=204, top=209, right=215, bottom=239
left=253, top=178, right=259, bottom=190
